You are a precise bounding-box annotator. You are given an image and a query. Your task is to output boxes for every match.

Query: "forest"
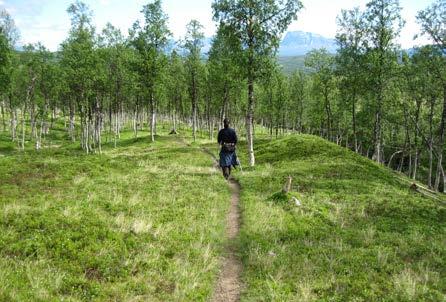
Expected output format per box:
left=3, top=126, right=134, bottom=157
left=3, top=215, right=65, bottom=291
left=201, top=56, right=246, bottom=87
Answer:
left=1, top=0, right=446, bottom=301
left=0, top=0, right=445, bottom=192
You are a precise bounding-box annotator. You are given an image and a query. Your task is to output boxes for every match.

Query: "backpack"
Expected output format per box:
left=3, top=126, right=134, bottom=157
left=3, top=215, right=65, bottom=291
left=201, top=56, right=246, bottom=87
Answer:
left=222, top=142, right=236, bottom=152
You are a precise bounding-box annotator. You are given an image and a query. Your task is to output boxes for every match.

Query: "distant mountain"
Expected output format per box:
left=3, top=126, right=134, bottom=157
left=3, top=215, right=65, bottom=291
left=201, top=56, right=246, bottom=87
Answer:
left=279, top=31, right=337, bottom=56
left=169, top=31, right=338, bottom=57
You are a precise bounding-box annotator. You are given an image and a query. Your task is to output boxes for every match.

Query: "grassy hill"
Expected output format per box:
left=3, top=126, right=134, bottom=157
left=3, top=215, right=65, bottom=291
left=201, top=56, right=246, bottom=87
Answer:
left=228, top=135, right=446, bottom=301
left=0, top=129, right=230, bottom=301
left=1, top=129, right=445, bottom=301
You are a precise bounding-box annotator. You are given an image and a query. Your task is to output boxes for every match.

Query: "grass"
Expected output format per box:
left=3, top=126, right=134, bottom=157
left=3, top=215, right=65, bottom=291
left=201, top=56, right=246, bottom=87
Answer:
left=0, top=126, right=231, bottom=301
left=226, top=134, right=446, bottom=301
left=1, top=123, right=445, bottom=301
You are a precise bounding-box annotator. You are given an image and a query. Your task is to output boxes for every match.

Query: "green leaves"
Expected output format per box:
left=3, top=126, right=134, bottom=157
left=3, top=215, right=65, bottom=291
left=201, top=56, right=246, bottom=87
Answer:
left=416, top=0, right=446, bottom=52
left=130, top=0, right=171, bottom=94
left=212, top=0, right=303, bottom=79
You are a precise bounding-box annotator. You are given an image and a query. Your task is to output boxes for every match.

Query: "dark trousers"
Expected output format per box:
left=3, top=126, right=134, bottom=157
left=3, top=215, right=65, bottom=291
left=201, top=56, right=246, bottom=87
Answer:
left=222, top=166, right=232, bottom=179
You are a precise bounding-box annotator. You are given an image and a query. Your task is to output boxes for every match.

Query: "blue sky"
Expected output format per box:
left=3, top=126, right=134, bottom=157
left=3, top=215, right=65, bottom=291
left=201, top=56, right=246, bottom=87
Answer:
left=0, top=0, right=434, bottom=51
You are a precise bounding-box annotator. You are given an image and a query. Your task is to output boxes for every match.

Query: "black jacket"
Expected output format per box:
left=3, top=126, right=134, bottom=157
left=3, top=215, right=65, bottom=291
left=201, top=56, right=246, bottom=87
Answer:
left=218, top=127, right=238, bottom=145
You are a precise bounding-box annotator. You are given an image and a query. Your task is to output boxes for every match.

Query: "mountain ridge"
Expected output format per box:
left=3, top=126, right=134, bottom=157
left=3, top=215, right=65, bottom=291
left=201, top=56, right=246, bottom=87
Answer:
left=195, top=30, right=338, bottom=57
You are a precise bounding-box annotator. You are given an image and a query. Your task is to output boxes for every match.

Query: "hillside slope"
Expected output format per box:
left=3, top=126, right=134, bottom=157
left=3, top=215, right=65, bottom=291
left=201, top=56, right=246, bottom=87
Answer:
left=233, top=134, right=445, bottom=301
left=0, top=131, right=230, bottom=301
left=1, top=130, right=445, bottom=301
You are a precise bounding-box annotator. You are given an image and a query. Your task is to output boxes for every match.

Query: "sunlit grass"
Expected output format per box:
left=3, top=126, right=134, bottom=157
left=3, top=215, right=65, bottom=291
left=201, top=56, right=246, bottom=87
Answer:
left=204, top=134, right=446, bottom=301
left=2, top=123, right=445, bottom=301
left=0, top=125, right=231, bottom=301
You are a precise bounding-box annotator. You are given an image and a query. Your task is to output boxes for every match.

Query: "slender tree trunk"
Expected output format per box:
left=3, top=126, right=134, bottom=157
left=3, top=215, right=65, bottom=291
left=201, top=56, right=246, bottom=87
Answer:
left=150, top=92, right=156, bottom=142
left=412, top=99, right=422, bottom=180
left=10, top=107, right=17, bottom=141
left=20, top=104, right=26, bottom=150
left=207, top=96, right=212, bottom=140
left=88, top=107, right=93, bottom=153
left=372, top=52, right=384, bottom=163
left=133, top=99, right=139, bottom=139
left=50, top=106, right=56, bottom=130
left=373, top=105, right=383, bottom=163
left=428, top=97, right=435, bottom=188
left=247, top=76, right=255, bottom=167
left=1, top=99, right=6, bottom=132
left=20, top=76, right=37, bottom=150
left=30, top=101, right=36, bottom=140
left=434, top=86, right=446, bottom=192
left=324, top=87, right=332, bottom=141
left=246, top=20, right=256, bottom=167
left=69, top=101, right=75, bottom=142
left=402, top=106, right=411, bottom=174
left=192, top=72, right=197, bottom=142
left=298, top=95, right=304, bottom=133
left=221, top=83, right=229, bottom=127
left=98, top=112, right=102, bottom=154
left=108, top=100, right=113, bottom=143
left=172, top=103, right=177, bottom=133
left=36, top=100, right=47, bottom=150
left=352, top=92, right=358, bottom=153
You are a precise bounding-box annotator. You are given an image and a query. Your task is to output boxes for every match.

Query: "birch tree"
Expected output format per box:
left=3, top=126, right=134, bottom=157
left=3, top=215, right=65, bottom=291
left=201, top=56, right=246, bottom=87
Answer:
left=363, top=0, right=404, bottom=163
left=212, top=0, right=303, bottom=166
left=130, top=0, right=171, bottom=142
left=183, top=20, right=204, bottom=142
left=417, top=0, right=446, bottom=191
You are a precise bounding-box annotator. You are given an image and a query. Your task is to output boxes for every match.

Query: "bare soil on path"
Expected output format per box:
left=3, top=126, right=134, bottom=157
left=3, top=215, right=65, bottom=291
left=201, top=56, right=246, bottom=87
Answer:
left=211, top=178, right=242, bottom=302
left=180, top=139, right=243, bottom=301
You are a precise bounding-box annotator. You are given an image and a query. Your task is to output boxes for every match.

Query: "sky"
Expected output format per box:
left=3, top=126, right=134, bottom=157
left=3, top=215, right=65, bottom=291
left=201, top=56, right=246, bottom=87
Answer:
left=0, top=0, right=434, bottom=51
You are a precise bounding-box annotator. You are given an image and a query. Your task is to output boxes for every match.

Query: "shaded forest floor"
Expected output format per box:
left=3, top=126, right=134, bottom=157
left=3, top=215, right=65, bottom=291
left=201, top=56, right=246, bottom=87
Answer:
left=0, top=126, right=445, bottom=301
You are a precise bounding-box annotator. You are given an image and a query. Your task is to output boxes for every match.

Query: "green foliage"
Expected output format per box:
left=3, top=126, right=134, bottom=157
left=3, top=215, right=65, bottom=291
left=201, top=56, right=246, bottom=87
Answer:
left=277, top=55, right=307, bottom=74
left=305, top=49, right=337, bottom=139
left=129, top=0, right=171, bottom=141
left=0, top=8, right=20, bottom=46
left=416, top=0, right=446, bottom=52
left=0, top=32, right=11, bottom=94
left=212, top=0, right=303, bottom=79
left=183, top=19, right=205, bottom=141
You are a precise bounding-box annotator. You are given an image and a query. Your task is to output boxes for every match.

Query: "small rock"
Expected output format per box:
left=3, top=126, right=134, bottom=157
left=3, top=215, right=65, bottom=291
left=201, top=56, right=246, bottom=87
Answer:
left=268, top=251, right=276, bottom=257
left=292, top=197, right=302, bottom=206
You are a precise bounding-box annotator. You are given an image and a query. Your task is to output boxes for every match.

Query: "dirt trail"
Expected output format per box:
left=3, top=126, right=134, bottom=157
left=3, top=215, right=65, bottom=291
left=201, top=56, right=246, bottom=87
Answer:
left=201, top=146, right=243, bottom=302
left=179, top=138, right=243, bottom=301
left=211, top=178, right=242, bottom=302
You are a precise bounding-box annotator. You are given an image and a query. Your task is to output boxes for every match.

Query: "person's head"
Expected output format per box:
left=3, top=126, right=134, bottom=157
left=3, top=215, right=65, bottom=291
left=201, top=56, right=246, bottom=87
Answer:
left=223, top=118, right=230, bottom=129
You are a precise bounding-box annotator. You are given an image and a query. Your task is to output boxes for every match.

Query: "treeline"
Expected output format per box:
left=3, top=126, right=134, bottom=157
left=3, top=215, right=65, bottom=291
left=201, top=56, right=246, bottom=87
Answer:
left=0, top=0, right=445, bottom=191
left=257, top=0, right=446, bottom=191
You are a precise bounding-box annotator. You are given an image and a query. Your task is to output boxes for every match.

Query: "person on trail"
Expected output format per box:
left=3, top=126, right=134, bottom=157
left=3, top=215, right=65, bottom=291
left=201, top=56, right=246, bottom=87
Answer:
left=218, top=118, right=239, bottom=180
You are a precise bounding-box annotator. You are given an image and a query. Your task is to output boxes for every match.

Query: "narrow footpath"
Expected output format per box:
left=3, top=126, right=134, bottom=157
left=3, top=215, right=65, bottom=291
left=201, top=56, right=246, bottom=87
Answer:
left=211, top=178, right=242, bottom=302
left=179, top=138, right=243, bottom=301
left=201, top=146, right=243, bottom=302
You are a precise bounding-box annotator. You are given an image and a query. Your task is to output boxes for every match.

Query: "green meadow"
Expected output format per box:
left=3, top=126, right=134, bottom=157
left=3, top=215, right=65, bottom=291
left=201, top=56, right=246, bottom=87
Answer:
left=1, top=126, right=445, bottom=301
left=0, top=127, right=230, bottom=301
left=232, top=135, right=446, bottom=301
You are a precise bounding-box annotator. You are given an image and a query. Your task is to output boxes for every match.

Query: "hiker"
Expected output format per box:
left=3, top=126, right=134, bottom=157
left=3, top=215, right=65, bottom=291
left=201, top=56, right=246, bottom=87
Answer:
left=218, top=118, right=239, bottom=180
